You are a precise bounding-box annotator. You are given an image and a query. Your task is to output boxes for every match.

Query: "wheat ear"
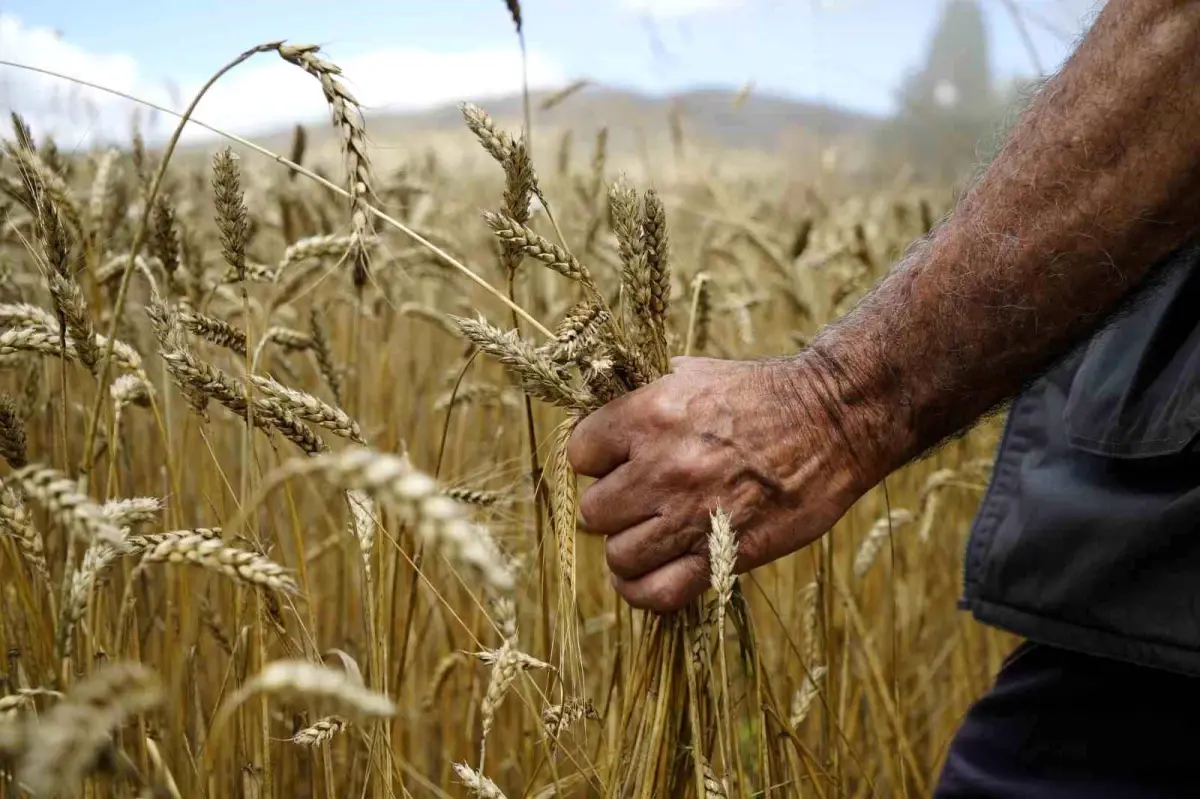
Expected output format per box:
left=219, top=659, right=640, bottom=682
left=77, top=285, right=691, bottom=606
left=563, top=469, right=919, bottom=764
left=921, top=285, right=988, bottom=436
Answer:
left=262, top=449, right=515, bottom=594
left=13, top=464, right=125, bottom=549
left=217, top=660, right=396, bottom=725
left=453, top=762, right=508, bottom=799
left=853, top=509, right=916, bottom=579
left=0, top=485, right=48, bottom=582
left=14, top=662, right=162, bottom=798
left=0, top=395, right=27, bottom=468
left=290, top=715, right=347, bottom=746
left=276, top=43, right=374, bottom=287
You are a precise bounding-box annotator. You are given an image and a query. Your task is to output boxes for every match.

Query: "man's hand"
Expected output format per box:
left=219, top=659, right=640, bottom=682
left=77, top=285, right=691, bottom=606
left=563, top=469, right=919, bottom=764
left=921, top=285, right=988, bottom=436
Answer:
left=568, top=355, right=882, bottom=612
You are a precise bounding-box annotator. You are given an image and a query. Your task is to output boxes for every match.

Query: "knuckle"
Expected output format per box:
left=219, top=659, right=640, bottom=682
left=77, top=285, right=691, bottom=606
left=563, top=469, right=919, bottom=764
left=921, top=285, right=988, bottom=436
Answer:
left=578, top=487, right=604, bottom=531
left=619, top=585, right=652, bottom=611
left=605, top=536, right=636, bottom=579
left=665, top=456, right=708, bottom=490
left=646, top=391, right=686, bottom=430
left=566, top=427, right=590, bottom=473
left=654, top=581, right=688, bottom=613
left=666, top=459, right=697, bottom=484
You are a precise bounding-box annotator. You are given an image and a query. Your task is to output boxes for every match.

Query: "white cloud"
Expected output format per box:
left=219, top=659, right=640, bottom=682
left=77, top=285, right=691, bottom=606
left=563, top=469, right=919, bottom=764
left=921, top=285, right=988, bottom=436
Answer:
left=619, top=0, right=742, bottom=18
left=186, top=47, right=566, bottom=143
left=0, top=13, right=567, bottom=147
left=0, top=13, right=168, bottom=148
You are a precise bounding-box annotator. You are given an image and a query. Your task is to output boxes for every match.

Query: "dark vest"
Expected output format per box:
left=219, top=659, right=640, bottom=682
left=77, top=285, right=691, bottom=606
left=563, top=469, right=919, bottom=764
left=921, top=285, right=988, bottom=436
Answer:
left=963, top=244, right=1200, bottom=676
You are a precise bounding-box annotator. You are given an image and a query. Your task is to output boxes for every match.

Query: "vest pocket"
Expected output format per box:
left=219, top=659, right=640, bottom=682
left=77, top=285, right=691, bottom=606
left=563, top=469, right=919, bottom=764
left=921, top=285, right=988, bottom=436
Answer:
left=1063, top=245, right=1200, bottom=459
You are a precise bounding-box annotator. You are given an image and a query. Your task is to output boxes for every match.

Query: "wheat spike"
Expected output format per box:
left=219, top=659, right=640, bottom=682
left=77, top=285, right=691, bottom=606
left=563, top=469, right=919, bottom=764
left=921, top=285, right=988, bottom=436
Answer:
left=87, top=148, right=119, bottom=238
left=13, top=464, right=125, bottom=549
left=789, top=665, right=827, bottom=729
left=540, top=79, right=590, bottom=111
left=641, top=188, right=671, bottom=367
left=290, top=715, right=346, bottom=746
left=221, top=660, right=396, bottom=721
left=543, top=302, right=609, bottom=365
left=687, top=272, right=712, bottom=354
left=422, top=652, right=465, bottom=712
left=276, top=233, right=377, bottom=278
left=212, top=148, right=249, bottom=280
left=0, top=688, right=63, bottom=717
left=152, top=195, right=182, bottom=277
left=917, top=467, right=960, bottom=543
left=482, top=212, right=594, bottom=287
left=853, top=509, right=916, bottom=579
left=433, top=384, right=520, bottom=413
left=0, top=395, right=27, bottom=468
left=461, top=103, right=516, bottom=165
left=111, top=373, right=154, bottom=411
left=551, top=418, right=579, bottom=600
left=308, top=307, right=342, bottom=405
left=699, top=754, right=728, bottom=798
left=541, top=697, right=598, bottom=739
left=270, top=448, right=515, bottom=594
left=62, top=536, right=130, bottom=657
left=135, top=532, right=298, bottom=594
left=453, top=762, right=508, bottom=798
left=159, top=345, right=327, bottom=454
left=15, top=662, right=162, bottom=798
left=0, top=485, right=48, bottom=582
left=708, top=508, right=737, bottom=629
left=5, top=144, right=83, bottom=234
left=800, top=580, right=820, bottom=663
left=471, top=647, right=552, bottom=672
left=258, top=326, right=314, bottom=353
left=0, top=302, right=57, bottom=329
left=277, top=43, right=374, bottom=287
left=480, top=637, right=521, bottom=748
left=0, top=316, right=144, bottom=375
left=47, top=273, right=100, bottom=374
left=101, top=496, right=162, bottom=528
left=346, top=489, right=378, bottom=583
left=443, top=486, right=509, bottom=509
left=453, top=314, right=592, bottom=410
left=248, top=374, right=365, bottom=443
left=180, top=308, right=247, bottom=356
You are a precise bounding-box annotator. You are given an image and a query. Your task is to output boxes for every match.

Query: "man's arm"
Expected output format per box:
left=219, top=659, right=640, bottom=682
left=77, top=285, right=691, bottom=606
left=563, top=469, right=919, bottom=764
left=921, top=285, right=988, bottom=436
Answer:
left=805, top=0, right=1200, bottom=483
left=569, top=0, right=1200, bottom=612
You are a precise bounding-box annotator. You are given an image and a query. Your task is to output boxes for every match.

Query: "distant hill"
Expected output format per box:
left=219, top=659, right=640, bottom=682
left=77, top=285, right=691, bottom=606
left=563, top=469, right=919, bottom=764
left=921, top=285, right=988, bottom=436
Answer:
left=252, top=86, right=881, bottom=164
left=374, top=87, right=878, bottom=150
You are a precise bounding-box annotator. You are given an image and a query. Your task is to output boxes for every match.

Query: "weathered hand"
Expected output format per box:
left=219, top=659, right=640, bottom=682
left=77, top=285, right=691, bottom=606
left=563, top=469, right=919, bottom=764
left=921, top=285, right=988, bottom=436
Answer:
left=568, top=355, right=879, bottom=612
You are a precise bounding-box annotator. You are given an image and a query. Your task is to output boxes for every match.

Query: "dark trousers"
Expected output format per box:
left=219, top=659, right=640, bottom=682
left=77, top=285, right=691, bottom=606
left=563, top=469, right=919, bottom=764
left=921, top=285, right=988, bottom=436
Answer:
left=934, top=642, right=1200, bottom=797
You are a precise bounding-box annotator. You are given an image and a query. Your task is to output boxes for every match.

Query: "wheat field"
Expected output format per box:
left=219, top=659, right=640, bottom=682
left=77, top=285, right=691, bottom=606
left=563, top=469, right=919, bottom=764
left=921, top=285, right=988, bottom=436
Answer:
left=0, top=34, right=1018, bottom=799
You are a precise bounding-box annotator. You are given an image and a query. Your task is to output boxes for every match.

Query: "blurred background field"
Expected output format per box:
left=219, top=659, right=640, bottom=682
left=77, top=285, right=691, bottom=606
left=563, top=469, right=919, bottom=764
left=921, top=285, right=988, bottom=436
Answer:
left=0, top=2, right=1099, bottom=797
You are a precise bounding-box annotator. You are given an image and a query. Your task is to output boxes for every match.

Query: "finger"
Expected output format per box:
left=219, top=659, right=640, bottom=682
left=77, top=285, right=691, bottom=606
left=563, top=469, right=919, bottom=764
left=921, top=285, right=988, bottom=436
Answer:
left=604, top=515, right=692, bottom=581
left=610, top=553, right=710, bottom=613
left=578, top=463, right=659, bottom=537
left=567, top=395, right=636, bottom=478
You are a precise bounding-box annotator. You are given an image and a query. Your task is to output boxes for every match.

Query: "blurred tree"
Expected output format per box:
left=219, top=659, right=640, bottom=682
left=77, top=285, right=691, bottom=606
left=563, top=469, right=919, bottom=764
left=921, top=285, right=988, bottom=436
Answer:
left=904, top=0, right=994, bottom=118
left=875, top=0, right=1012, bottom=185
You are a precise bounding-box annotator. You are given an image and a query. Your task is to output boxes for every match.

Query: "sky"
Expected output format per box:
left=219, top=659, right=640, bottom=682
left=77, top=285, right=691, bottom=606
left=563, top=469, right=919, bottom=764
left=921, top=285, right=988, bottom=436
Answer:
left=0, top=0, right=1103, bottom=147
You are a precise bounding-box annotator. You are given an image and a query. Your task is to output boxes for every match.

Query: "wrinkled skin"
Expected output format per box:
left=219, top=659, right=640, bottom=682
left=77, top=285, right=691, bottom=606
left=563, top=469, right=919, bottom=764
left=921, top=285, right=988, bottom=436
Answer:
left=568, top=355, right=879, bottom=612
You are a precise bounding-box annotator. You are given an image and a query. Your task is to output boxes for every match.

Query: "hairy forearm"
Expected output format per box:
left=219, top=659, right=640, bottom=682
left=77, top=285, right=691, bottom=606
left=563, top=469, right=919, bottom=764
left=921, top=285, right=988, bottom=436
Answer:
left=794, top=0, right=1200, bottom=483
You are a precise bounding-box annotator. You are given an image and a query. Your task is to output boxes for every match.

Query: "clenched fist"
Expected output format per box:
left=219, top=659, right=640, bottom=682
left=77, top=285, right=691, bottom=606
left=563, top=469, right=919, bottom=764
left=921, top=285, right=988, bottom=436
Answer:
left=568, top=355, right=883, bottom=612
